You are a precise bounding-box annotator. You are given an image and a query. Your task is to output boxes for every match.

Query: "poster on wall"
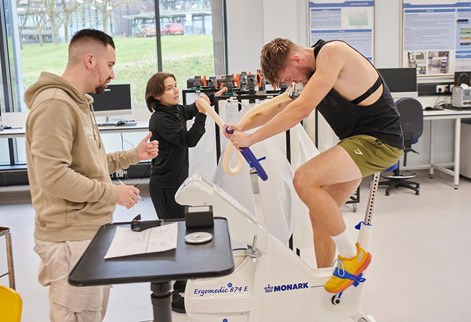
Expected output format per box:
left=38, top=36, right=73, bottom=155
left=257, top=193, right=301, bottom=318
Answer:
left=403, top=0, right=471, bottom=76
left=309, top=0, right=375, bottom=61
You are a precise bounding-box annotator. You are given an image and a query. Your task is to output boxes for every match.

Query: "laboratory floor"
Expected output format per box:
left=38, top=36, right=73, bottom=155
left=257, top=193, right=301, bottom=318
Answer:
left=1, top=170, right=470, bottom=322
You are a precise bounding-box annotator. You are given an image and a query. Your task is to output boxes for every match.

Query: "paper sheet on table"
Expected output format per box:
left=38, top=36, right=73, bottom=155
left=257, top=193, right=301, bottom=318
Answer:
left=105, top=223, right=178, bottom=259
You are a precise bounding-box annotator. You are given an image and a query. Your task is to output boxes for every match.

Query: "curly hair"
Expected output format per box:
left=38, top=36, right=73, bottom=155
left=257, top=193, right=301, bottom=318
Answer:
left=145, top=72, right=176, bottom=112
left=260, top=38, right=295, bottom=86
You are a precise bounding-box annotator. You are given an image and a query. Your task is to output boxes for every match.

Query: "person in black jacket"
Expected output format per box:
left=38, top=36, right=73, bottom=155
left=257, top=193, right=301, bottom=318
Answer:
left=145, top=72, right=226, bottom=313
left=146, top=72, right=226, bottom=220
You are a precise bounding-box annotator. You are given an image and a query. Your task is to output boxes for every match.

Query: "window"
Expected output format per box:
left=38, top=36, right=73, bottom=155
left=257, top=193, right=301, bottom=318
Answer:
left=0, top=0, right=226, bottom=165
left=159, top=0, right=221, bottom=85
left=12, top=0, right=225, bottom=110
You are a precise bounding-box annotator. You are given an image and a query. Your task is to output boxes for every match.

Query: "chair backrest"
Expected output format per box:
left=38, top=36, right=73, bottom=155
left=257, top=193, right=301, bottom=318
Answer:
left=0, top=285, right=22, bottom=322
left=395, top=97, right=424, bottom=150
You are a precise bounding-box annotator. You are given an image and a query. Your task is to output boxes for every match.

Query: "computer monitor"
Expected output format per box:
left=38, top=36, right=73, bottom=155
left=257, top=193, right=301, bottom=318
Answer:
left=89, top=84, right=132, bottom=118
left=377, top=68, right=418, bottom=98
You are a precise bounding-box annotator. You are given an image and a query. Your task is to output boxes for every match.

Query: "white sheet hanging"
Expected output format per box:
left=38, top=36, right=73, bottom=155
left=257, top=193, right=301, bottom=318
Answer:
left=190, top=96, right=321, bottom=264
left=187, top=92, right=218, bottom=180
left=212, top=99, right=316, bottom=246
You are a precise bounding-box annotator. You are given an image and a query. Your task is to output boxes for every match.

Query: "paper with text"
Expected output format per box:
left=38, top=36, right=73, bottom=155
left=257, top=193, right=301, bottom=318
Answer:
left=105, top=223, right=178, bottom=259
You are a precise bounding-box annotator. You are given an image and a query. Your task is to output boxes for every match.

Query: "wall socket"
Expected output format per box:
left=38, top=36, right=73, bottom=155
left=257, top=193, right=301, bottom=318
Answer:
left=436, top=85, right=449, bottom=94
left=115, top=169, right=127, bottom=178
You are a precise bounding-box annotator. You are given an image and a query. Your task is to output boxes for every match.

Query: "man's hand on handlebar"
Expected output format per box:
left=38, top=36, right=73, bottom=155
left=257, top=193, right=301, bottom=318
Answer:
left=223, top=123, right=252, bottom=149
left=230, top=131, right=253, bottom=149
left=223, top=123, right=239, bottom=139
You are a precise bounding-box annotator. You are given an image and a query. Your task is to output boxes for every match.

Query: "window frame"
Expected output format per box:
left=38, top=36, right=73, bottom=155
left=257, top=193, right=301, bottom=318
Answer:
left=0, top=0, right=228, bottom=168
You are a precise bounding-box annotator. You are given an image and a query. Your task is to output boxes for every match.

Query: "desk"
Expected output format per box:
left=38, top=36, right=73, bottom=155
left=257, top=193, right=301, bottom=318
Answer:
left=0, top=122, right=149, bottom=139
left=68, top=218, right=234, bottom=322
left=0, top=123, right=149, bottom=170
left=423, top=108, right=471, bottom=189
left=0, top=127, right=25, bottom=139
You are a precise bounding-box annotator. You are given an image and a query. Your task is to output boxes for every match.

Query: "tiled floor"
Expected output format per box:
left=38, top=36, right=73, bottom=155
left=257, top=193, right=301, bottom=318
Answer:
left=1, top=171, right=471, bottom=321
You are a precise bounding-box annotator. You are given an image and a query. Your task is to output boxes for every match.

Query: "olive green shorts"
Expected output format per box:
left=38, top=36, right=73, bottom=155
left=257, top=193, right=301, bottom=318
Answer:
left=338, top=134, right=403, bottom=177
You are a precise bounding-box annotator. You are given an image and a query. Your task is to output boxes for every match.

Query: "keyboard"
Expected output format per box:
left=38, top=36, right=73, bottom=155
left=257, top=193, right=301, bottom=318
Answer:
left=97, top=121, right=137, bottom=127
left=97, top=122, right=118, bottom=127
left=444, top=105, right=471, bottom=111
left=0, top=125, right=23, bottom=131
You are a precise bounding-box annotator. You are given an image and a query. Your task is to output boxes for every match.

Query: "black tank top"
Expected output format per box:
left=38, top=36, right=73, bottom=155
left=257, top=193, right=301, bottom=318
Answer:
left=313, top=39, right=404, bottom=149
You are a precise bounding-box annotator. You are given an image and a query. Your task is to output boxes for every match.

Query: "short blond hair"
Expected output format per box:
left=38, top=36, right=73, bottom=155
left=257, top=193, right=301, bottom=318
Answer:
left=260, top=38, right=295, bottom=86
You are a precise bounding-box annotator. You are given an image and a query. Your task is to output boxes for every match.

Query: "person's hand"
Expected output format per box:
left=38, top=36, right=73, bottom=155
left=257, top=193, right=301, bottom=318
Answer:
left=136, top=132, right=158, bottom=160
left=230, top=130, right=253, bottom=149
left=223, top=123, right=240, bottom=139
left=116, top=184, right=140, bottom=209
left=215, top=87, right=228, bottom=97
left=195, top=96, right=210, bottom=114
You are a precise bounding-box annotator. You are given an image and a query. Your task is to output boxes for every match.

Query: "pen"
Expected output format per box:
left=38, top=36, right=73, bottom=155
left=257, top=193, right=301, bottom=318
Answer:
left=118, top=179, right=143, bottom=200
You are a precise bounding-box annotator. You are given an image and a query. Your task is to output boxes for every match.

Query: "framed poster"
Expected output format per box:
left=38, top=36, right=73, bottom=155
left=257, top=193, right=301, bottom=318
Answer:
left=309, top=0, right=375, bottom=61
left=402, top=0, right=471, bottom=76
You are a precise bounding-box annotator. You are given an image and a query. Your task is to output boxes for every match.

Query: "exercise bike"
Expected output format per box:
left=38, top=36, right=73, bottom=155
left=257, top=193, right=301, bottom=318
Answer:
left=176, top=166, right=378, bottom=322
left=175, top=99, right=378, bottom=320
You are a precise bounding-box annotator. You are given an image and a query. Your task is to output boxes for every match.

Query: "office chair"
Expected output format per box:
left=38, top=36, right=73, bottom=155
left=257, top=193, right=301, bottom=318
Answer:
left=0, top=285, right=22, bottom=322
left=379, top=97, right=424, bottom=195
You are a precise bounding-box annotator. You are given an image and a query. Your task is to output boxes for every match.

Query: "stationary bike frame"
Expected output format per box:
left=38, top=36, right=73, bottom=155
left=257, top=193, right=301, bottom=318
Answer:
left=175, top=169, right=380, bottom=322
left=177, top=91, right=378, bottom=321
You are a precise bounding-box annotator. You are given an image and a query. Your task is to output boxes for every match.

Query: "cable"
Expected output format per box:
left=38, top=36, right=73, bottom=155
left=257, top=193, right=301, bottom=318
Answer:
left=119, top=133, right=135, bottom=150
left=456, top=72, right=471, bottom=86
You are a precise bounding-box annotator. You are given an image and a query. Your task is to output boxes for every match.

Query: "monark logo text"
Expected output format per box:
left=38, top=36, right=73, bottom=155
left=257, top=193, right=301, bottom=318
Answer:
left=193, top=282, right=249, bottom=297
left=264, top=282, right=309, bottom=293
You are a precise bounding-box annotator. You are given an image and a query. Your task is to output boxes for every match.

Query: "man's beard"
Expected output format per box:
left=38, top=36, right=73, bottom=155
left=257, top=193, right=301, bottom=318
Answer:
left=95, top=82, right=108, bottom=95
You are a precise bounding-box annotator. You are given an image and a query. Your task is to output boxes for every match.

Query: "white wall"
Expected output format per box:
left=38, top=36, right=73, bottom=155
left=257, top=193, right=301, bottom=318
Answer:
left=226, top=0, right=308, bottom=73
left=224, top=0, right=456, bottom=168
left=374, top=0, right=402, bottom=68
left=226, top=0, right=405, bottom=70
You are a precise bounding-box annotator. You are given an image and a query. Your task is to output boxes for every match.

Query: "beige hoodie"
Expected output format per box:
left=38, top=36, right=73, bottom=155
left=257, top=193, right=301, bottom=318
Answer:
left=24, top=72, right=139, bottom=242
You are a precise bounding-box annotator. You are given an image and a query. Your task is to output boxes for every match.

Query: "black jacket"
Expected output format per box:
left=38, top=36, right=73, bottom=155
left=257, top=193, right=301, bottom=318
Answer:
left=149, top=100, right=208, bottom=188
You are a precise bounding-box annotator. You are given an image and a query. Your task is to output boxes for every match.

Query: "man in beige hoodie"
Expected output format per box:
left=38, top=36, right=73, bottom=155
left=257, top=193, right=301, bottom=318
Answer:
left=24, top=29, right=158, bottom=322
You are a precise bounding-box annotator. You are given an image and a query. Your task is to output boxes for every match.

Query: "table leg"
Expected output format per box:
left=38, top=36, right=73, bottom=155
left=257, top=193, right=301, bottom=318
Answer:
left=429, top=120, right=434, bottom=178
left=151, top=281, right=172, bottom=322
left=454, top=118, right=461, bottom=189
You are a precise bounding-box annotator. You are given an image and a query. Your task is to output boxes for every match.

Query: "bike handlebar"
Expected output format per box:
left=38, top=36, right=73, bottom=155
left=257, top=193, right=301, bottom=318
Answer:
left=226, top=128, right=268, bottom=181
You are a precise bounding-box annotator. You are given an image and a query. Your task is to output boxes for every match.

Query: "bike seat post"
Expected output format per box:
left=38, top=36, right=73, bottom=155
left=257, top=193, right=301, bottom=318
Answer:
left=249, top=169, right=266, bottom=228
left=357, top=172, right=380, bottom=250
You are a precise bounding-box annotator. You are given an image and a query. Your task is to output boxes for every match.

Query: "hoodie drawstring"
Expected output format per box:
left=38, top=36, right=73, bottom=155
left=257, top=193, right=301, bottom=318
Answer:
left=88, top=102, right=102, bottom=149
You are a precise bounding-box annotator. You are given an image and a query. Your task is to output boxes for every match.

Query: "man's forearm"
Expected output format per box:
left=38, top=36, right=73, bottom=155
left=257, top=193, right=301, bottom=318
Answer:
left=239, top=95, right=291, bottom=131
left=250, top=100, right=307, bottom=145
